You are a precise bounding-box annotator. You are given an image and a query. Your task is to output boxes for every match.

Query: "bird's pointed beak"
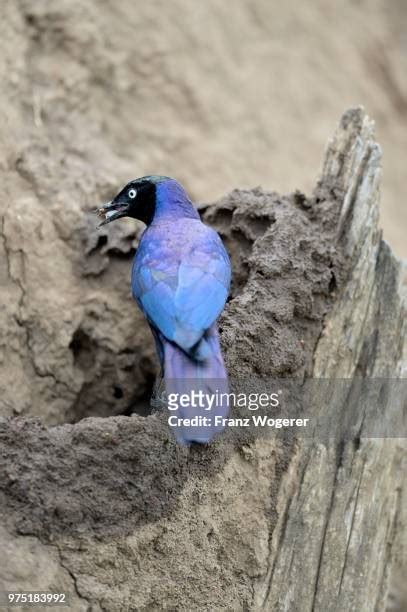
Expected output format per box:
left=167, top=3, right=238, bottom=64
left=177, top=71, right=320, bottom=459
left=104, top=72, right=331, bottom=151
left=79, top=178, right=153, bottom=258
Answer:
left=94, top=201, right=129, bottom=227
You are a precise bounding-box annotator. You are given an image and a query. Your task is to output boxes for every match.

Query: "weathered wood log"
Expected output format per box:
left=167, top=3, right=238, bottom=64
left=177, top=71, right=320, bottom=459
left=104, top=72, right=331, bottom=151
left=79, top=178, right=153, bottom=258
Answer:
left=253, top=109, right=406, bottom=612
left=0, top=108, right=405, bottom=612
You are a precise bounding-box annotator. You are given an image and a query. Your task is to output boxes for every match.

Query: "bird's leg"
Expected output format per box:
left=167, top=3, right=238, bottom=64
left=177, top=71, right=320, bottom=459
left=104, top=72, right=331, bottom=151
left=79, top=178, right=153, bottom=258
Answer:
left=150, top=369, right=167, bottom=411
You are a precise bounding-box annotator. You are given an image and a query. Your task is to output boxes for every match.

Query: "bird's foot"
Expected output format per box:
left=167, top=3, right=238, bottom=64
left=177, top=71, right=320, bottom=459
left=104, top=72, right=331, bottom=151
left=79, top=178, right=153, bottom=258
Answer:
left=150, top=375, right=167, bottom=411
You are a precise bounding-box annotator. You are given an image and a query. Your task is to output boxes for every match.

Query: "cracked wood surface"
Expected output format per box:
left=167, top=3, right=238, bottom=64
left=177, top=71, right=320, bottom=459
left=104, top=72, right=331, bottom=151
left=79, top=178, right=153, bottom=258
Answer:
left=254, top=109, right=406, bottom=612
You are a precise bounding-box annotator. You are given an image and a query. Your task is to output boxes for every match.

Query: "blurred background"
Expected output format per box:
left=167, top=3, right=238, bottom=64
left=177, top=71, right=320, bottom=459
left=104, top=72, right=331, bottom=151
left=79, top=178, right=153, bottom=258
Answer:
left=1, top=0, right=406, bottom=256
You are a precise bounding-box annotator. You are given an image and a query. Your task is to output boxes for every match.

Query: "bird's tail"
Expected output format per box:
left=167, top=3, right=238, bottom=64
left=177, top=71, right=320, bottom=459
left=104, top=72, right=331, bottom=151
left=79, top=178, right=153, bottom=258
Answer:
left=161, top=324, right=230, bottom=444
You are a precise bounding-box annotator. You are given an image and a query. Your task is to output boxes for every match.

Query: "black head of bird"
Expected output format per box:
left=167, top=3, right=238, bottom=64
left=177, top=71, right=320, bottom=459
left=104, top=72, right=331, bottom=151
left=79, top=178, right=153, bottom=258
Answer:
left=95, top=176, right=170, bottom=227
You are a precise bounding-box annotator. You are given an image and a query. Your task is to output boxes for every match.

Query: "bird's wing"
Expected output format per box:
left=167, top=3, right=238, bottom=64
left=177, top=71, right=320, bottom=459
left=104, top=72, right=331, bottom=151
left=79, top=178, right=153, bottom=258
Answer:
left=132, top=227, right=230, bottom=354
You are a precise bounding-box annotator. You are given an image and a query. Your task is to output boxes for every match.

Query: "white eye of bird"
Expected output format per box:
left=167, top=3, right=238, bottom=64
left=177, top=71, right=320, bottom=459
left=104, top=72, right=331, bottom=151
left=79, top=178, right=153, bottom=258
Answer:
left=128, top=188, right=137, bottom=199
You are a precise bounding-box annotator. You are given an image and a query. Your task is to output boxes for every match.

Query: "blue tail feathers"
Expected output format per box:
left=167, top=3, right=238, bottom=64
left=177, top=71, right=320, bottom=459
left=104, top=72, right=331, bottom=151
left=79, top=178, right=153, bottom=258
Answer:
left=161, top=324, right=230, bottom=444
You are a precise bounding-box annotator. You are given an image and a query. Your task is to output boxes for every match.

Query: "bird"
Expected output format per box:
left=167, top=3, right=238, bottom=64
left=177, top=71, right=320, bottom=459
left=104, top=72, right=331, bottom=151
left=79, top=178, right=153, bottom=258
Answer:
left=96, top=176, right=231, bottom=444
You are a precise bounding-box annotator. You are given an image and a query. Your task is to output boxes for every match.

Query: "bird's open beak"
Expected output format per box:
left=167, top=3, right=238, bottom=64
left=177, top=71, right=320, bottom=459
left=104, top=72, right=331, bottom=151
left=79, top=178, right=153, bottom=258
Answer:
left=94, top=201, right=129, bottom=227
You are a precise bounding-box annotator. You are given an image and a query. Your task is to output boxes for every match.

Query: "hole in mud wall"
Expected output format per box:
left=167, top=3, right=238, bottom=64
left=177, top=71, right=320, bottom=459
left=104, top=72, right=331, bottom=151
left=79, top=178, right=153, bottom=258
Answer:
left=96, top=234, right=108, bottom=250
left=113, top=385, right=124, bottom=399
left=67, top=327, right=157, bottom=423
left=120, top=372, right=156, bottom=418
left=221, top=230, right=252, bottom=297
left=70, top=329, right=95, bottom=370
